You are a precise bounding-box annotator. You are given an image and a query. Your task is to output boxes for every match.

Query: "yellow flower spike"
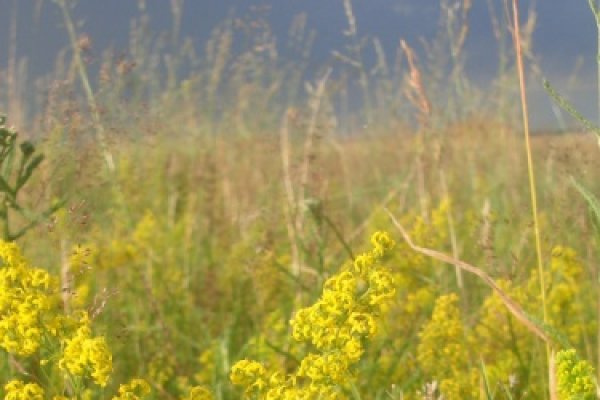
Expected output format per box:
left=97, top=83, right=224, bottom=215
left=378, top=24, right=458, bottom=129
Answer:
left=131, top=210, right=157, bottom=247
left=417, top=293, right=478, bottom=399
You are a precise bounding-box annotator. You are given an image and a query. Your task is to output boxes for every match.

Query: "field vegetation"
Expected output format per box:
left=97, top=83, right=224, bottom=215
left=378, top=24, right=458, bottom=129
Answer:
left=1, top=0, right=600, bottom=398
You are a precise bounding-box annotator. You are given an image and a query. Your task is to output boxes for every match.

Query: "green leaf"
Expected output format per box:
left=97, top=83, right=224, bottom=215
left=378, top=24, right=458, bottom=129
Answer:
left=544, top=79, right=600, bottom=138
left=571, top=177, right=600, bottom=229
left=479, top=359, right=494, bottom=400
left=16, top=154, right=44, bottom=192
left=0, top=176, right=15, bottom=198
left=19, top=141, right=35, bottom=158
left=8, top=199, right=66, bottom=241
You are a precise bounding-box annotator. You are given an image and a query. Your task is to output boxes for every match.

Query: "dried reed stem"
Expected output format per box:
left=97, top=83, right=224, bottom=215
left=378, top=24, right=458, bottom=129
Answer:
left=511, top=1, right=554, bottom=398
left=400, top=39, right=431, bottom=221
left=386, top=208, right=551, bottom=344
left=60, top=238, right=72, bottom=314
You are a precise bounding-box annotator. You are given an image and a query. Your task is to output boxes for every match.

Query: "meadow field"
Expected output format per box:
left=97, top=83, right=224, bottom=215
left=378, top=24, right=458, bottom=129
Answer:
left=1, top=1, right=600, bottom=399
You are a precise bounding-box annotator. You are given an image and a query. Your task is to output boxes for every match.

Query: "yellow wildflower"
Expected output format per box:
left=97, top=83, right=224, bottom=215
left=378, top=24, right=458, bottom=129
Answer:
left=4, top=380, right=45, bottom=400
left=0, top=241, right=61, bottom=356
left=181, top=386, right=214, bottom=400
left=230, top=231, right=396, bottom=398
left=59, top=313, right=113, bottom=387
left=112, top=378, right=152, bottom=400
left=418, top=293, right=477, bottom=399
left=556, top=349, right=596, bottom=400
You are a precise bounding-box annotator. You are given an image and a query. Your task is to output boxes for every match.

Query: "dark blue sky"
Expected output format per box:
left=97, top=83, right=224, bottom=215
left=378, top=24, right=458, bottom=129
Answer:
left=1, top=1, right=598, bottom=127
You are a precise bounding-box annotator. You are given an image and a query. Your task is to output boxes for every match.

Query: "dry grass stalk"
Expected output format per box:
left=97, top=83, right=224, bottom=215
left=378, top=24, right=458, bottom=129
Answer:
left=386, top=208, right=551, bottom=344
left=280, top=112, right=301, bottom=277
left=400, top=39, right=431, bottom=221
left=280, top=70, right=331, bottom=278
left=55, top=0, right=115, bottom=172
left=510, top=0, right=554, bottom=398
left=457, top=0, right=473, bottom=51
left=400, top=40, right=431, bottom=127
left=60, top=238, right=72, bottom=314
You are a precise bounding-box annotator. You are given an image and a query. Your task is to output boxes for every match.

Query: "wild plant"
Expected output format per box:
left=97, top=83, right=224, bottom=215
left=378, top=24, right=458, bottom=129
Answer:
left=0, top=117, right=62, bottom=241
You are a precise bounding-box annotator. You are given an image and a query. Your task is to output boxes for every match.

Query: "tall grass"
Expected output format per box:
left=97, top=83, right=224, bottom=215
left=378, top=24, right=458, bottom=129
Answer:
left=0, top=0, right=599, bottom=399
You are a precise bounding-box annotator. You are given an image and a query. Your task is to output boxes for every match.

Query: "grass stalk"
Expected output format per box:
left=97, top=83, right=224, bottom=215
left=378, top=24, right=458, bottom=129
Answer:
left=511, top=1, right=553, bottom=398
left=54, top=0, right=115, bottom=172
left=281, top=111, right=301, bottom=278
left=386, top=208, right=551, bottom=344
left=440, top=171, right=464, bottom=295
left=400, top=39, right=431, bottom=221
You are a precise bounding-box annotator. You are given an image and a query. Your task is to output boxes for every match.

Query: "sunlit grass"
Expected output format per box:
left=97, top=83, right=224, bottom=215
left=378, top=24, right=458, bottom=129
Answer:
left=0, top=0, right=600, bottom=399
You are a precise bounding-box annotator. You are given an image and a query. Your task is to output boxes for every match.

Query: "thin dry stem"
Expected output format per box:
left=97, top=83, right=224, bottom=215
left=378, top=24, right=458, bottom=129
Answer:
left=400, top=39, right=431, bottom=126
left=7, top=1, right=22, bottom=128
left=55, top=0, right=115, bottom=171
left=386, top=208, right=551, bottom=344
left=400, top=39, right=431, bottom=220
left=511, top=1, right=553, bottom=398
left=280, top=111, right=301, bottom=277
left=60, top=238, right=72, bottom=314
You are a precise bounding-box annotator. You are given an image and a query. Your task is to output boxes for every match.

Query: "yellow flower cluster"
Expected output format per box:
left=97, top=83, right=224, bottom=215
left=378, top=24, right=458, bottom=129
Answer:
left=59, top=312, right=113, bottom=387
left=148, top=353, right=176, bottom=388
left=545, top=246, right=591, bottom=344
left=0, top=233, right=217, bottom=399
left=363, top=201, right=452, bottom=389
left=4, top=379, right=100, bottom=400
left=230, top=231, right=396, bottom=399
left=181, top=386, right=214, bottom=400
left=0, top=239, right=137, bottom=399
left=86, top=210, right=157, bottom=270
left=469, top=279, right=532, bottom=396
left=555, top=349, right=596, bottom=400
left=4, top=380, right=45, bottom=400
left=112, top=378, right=152, bottom=399
left=194, top=346, right=216, bottom=385
left=0, top=241, right=61, bottom=356
left=0, top=239, right=116, bottom=393
left=417, top=293, right=478, bottom=399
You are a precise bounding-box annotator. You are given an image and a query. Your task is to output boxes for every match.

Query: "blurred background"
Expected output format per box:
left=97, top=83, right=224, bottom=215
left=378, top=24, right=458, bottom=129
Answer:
left=0, top=0, right=597, bottom=130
